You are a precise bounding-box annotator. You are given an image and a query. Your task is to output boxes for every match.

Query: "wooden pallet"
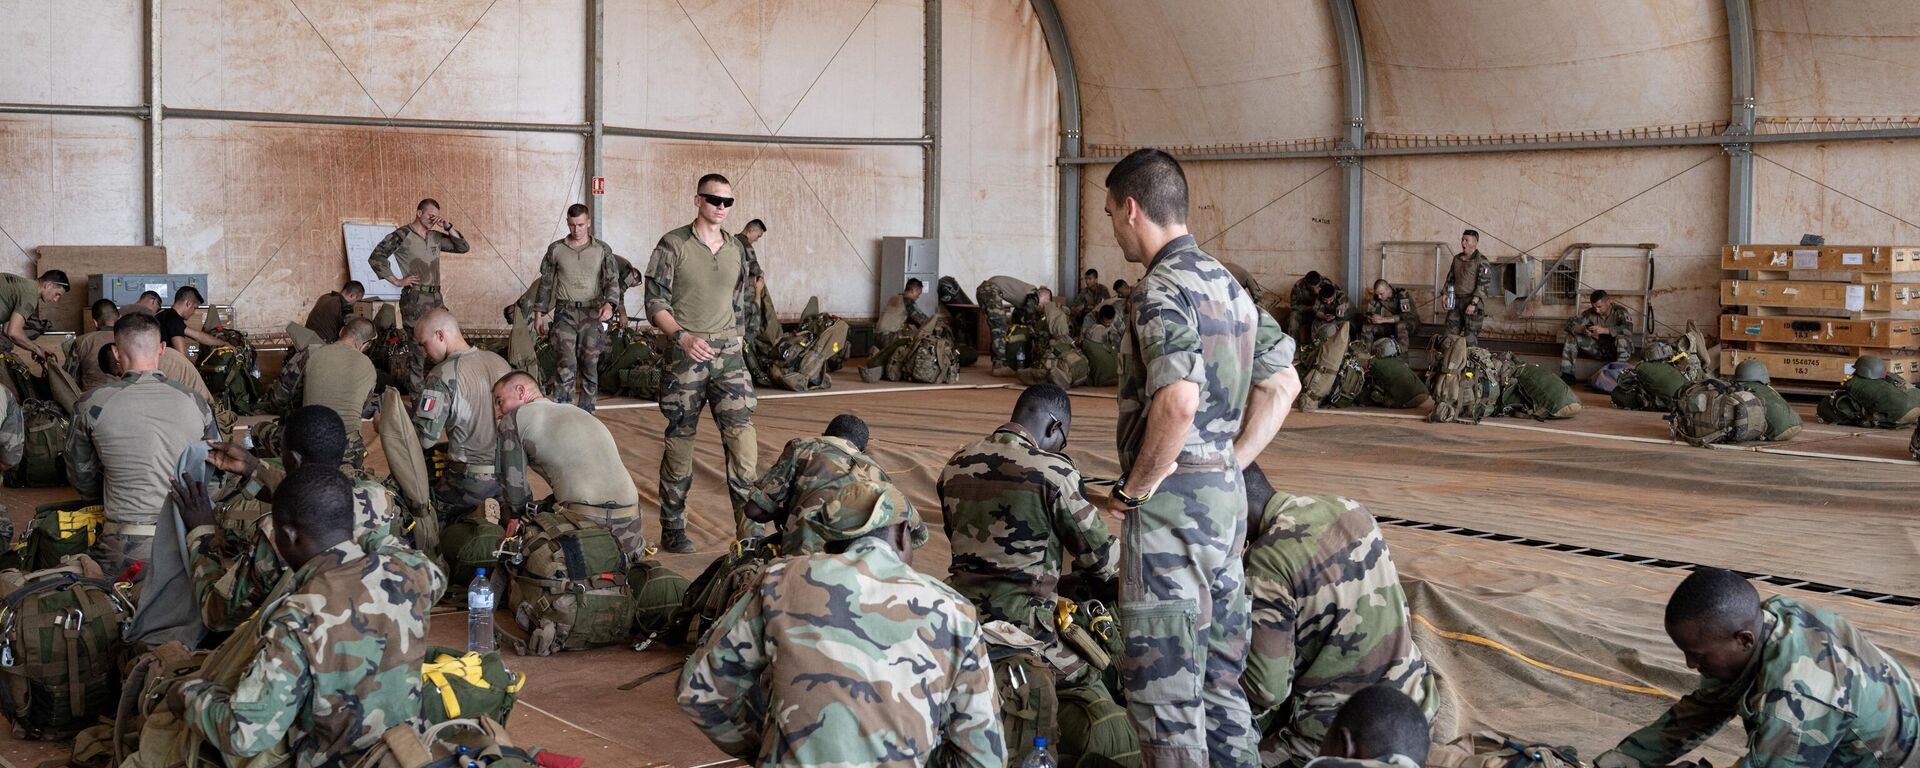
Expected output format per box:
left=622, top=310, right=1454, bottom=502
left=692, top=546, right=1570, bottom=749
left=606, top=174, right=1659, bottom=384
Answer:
left=1721, top=314, right=1920, bottom=348
left=1720, top=279, right=1920, bottom=313
left=1720, top=347, right=1920, bottom=384
left=1723, top=244, right=1920, bottom=275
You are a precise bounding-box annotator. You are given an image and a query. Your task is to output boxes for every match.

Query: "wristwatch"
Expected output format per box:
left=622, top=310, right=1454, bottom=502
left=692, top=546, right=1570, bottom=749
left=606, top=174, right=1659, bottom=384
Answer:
left=671, top=329, right=687, bottom=344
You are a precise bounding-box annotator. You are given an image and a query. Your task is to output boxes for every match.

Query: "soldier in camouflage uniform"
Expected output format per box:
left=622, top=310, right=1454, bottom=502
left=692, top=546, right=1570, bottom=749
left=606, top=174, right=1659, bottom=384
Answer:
left=1360, top=279, right=1419, bottom=352
left=1072, top=267, right=1114, bottom=331
left=744, top=414, right=927, bottom=554
left=0, top=385, right=20, bottom=473
left=1101, top=149, right=1301, bottom=768
left=1561, top=289, right=1634, bottom=381
left=533, top=204, right=622, bottom=411
left=1594, top=567, right=1918, bottom=768
left=647, top=174, right=763, bottom=553
left=412, top=309, right=512, bottom=521
left=978, top=274, right=1040, bottom=369
left=367, top=198, right=470, bottom=395
left=1241, top=464, right=1436, bottom=767
left=1285, top=272, right=1328, bottom=343
left=677, top=478, right=1004, bottom=767
left=1018, top=296, right=1092, bottom=389
left=262, top=319, right=379, bottom=469
left=875, top=278, right=932, bottom=350
left=1306, top=281, right=1352, bottom=342
left=69, top=314, right=220, bottom=571
left=492, top=371, right=648, bottom=562
left=939, top=383, right=1118, bottom=679
left=175, top=466, right=438, bottom=768
left=183, top=406, right=435, bottom=633
left=1444, top=230, right=1493, bottom=345
left=1306, top=686, right=1432, bottom=768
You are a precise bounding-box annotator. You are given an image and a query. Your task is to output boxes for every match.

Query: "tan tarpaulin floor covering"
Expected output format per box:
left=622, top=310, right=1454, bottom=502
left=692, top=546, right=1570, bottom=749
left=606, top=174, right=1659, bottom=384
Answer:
left=3, top=374, right=1917, bottom=767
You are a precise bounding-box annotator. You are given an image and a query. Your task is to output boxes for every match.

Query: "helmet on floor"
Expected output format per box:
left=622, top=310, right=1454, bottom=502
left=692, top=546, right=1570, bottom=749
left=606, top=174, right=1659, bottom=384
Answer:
left=1733, top=359, right=1769, bottom=384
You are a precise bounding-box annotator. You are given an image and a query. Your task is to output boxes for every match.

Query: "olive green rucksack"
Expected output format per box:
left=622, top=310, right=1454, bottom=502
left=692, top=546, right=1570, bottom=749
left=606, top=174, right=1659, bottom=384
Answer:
left=1427, top=336, right=1504, bottom=424
left=0, top=500, right=104, bottom=573
left=1732, top=380, right=1803, bottom=442
left=0, top=558, right=135, bottom=741
left=1816, top=376, right=1920, bottom=429
left=1084, top=339, right=1119, bottom=387
left=1670, top=379, right=1767, bottom=447
left=990, top=645, right=1058, bottom=767
left=1610, top=361, right=1689, bottom=412
left=668, top=538, right=779, bottom=646
left=885, top=320, right=959, bottom=385
left=6, top=400, right=69, bottom=489
left=1499, top=363, right=1582, bottom=420
left=627, top=558, right=691, bottom=644
left=438, top=510, right=505, bottom=590
left=501, top=510, right=635, bottom=656
left=1056, top=680, right=1141, bottom=768
left=1298, top=322, right=1353, bottom=411
left=197, top=329, right=264, bottom=417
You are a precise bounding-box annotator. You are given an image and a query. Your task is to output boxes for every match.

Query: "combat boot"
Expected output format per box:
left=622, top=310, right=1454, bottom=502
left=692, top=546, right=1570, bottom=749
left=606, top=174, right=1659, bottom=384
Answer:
left=660, top=526, right=694, bottom=554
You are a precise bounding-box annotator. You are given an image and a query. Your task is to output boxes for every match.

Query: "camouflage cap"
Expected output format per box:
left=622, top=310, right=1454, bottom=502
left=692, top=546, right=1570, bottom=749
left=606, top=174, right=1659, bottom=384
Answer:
left=804, top=479, right=927, bottom=545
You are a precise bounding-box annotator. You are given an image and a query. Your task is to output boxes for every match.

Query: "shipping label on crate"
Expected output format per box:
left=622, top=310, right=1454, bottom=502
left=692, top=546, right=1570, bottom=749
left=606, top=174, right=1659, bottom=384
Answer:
left=1793, top=250, right=1821, bottom=269
left=1846, top=285, right=1865, bottom=312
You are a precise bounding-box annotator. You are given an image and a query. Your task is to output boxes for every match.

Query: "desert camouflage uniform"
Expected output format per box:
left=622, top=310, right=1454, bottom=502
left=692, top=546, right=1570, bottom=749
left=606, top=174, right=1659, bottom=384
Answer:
left=368, top=225, right=469, bottom=395
left=1444, top=250, right=1492, bottom=344
left=1117, top=233, right=1296, bottom=768
left=1244, top=492, right=1437, bottom=767
left=1595, top=595, right=1919, bottom=768
left=677, top=535, right=1003, bottom=767
left=1361, top=288, right=1419, bottom=352
left=648, top=224, right=763, bottom=539
left=414, top=347, right=511, bottom=520
left=535, top=236, right=621, bottom=410
left=182, top=539, right=438, bottom=768
left=1561, top=303, right=1635, bottom=375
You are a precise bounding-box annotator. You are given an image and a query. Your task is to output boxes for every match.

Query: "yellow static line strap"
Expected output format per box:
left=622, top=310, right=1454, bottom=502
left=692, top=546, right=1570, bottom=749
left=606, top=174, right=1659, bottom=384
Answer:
left=423, top=652, right=525, bottom=718
left=1410, top=613, right=1679, bottom=700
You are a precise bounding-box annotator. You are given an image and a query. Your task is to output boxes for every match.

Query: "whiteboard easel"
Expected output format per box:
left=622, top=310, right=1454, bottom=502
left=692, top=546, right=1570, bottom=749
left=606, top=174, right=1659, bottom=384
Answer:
left=344, top=221, right=403, bottom=301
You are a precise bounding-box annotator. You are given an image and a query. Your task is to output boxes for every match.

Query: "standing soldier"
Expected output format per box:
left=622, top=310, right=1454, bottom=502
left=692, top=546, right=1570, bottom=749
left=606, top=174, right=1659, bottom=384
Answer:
left=1360, top=279, right=1419, bottom=352
left=1443, top=230, right=1492, bottom=344
left=367, top=198, right=470, bottom=394
left=646, top=174, right=762, bottom=553
left=533, top=204, right=621, bottom=411
left=492, top=372, right=648, bottom=562
left=1099, top=148, right=1300, bottom=768
left=412, top=309, right=512, bottom=520
left=1560, top=289, right=1634, bottom=382
left=977, top=274, right=1039, bottom=368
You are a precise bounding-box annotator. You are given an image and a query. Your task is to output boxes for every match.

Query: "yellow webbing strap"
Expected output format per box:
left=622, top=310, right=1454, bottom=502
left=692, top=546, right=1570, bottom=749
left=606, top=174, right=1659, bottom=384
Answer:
left=1410, top=613, right=1678, bottom=700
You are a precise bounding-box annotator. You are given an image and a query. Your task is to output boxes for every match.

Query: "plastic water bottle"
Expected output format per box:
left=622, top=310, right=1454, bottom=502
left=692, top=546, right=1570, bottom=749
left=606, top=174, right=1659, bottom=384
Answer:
left=1022, top=737, right=1055, bottom=768
left=467, top=569, right=495, bottom=653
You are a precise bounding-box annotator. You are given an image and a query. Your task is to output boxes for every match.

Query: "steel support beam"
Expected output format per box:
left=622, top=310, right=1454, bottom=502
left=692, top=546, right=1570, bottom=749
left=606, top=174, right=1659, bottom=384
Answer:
left=586, top=0, right=605, bottom=232
left=1725, top=0, right=1757, bottom=245
left=604, top=125, right=929, bottom=146
left=0, top=103, right=149, bottom=117
left=1329, top=0, right=1366, bottom=292
left=146, top=0, right=163, bottom=247
left=923, top=0, right=942, bottom=244
left=1031, top=0, right=1081, bottom=299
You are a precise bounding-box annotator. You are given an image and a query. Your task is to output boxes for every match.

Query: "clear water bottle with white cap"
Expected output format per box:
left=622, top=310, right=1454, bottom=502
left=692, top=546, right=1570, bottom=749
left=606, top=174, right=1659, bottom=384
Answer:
left=467, top=569, right=495, bottom=653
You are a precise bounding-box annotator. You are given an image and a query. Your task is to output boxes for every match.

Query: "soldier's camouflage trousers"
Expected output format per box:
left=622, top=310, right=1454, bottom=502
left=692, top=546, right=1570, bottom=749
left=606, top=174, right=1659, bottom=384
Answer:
left=1016, top=345, right=1090, bottom=390
left=549, top=304, right=609, bottom=410
left=433, top=470, right=501, bottom=523
left=1443, top=307, right=1484, bottom=346
left=977, top=281, right=1014, bottom=367
left=1119, top=463, right=1257, bottom=768
left=559, top=500, right=649, bottom=563
left=1561, top=333, right=1632, bottom=375
left=659, top=337, right=760, bottom=539
left=399, top=286, right=445, bottom=396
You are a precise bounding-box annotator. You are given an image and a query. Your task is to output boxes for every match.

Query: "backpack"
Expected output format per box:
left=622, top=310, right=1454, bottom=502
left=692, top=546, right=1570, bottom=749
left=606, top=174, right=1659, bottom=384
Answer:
left=1056, top=682, right=1140, bottom=768
left=0, top=501, right=104, bottom=573
left=1733, top=380, right=1803, bottom=442
left=6, top=400, right=69, bottom=488
left=1364, top=356, right=1430, bottom=409
left=938, top=276, right=972, bottom=306
left=501, top=510, right=634, bottom=656
left=601, top=329, right=666, bottom=400
left=198, top=328, right=264, bottom=416
left=1498, top=363, right=1582, bottom=420
left=1669, top=379, right=1768, bottom=447
left=438, top=510, right=505, bottom=591
left=1084, top=339, right=1119, bottom=387
left=627, top=558, right=691, bottom=645
left=1816, top=376, right=1920, bottom=429
left=0, top=558, right=135, bottom=740
left=419, top=646, right=524, bottom=726
left=1430, top=732, right=1582, bottom=768
left=990, top=645, right=1058, bottom=767
left=1298, top=322, right=1353, bottom=411
left=668, top=537, right=779, bottom=646
left=775, top=307, right=849, bottom=391
left=886, top=320, right=959, bottom=385
left=1589, top=361, right=1631, bottom=393
left=1427, top=336, right=1503, bottom=424
left=351, top=717, right=545, bottom=768
left=1609, top=361, right=1689, bottom=412
left=1324, top=340, right=1371, bottom=409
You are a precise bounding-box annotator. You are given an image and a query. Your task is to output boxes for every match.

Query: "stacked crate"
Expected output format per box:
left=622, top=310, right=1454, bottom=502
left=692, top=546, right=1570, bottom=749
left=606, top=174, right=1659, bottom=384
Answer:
left=1720, top=245, right=1920, bottom=384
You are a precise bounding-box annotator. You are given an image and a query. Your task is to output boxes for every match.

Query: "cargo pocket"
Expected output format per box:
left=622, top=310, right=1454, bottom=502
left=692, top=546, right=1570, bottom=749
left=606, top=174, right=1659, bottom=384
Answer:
left=1116, top=600, right=1201, bottom=706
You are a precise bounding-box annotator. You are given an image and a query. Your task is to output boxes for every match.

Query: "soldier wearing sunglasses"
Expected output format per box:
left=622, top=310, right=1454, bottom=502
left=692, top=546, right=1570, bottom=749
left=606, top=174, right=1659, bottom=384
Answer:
left=644, top=173, right=765, bottom=553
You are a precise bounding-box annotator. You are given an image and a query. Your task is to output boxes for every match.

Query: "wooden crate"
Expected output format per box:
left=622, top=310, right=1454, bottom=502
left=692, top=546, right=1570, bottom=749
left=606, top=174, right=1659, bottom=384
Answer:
left=1720, top=279, right=1920, bottom=313
left=1723, top=244, right=1920, bottom=274
left=1721, top=314, right=1920, bottom=348
left=1720, top=347, right=1920, bottom=384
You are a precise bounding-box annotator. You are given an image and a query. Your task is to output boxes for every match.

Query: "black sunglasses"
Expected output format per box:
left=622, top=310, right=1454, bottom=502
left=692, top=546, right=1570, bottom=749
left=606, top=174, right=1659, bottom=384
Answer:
left=700, top=194, right=735, bottom=208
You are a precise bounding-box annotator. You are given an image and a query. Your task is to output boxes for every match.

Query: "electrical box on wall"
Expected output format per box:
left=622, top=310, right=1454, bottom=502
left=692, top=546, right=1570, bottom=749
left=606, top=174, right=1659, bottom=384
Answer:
left=880, top=237, right=938, bottom=316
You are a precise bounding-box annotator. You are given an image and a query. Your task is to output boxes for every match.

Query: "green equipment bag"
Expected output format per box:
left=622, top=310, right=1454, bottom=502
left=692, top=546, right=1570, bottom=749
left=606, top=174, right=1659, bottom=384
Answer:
left=1733, top=380, right=1803, bottom=442
left=1364, top=356, right=1431, bottom=409
left=1816, top=376, right=1920, bottom=428
left=1427, top=336, right=1504, bottom=424
left=1499, top=363, right=1582, bottom=420
left=885, top=320, right=959, bottom=384
left=601, top=328, right=667, bottom=401
left=197, top=329, right=264, bottom=416
left=0, top=501, right=105, bottom=574
left=1430, top=731, right=1583, bottom=768
left=1670, top=379, right=1768, bottom=447
left=669, top=537, right=779, bottom=646
left=6, top=399, right=69, bottom=488
left=990, top=645, right=1059, bottom=767
left=503, top=510, right=634, bottom=656
left=1323, top=340, right=1370, bottom=409
left=1056, top=681, right=1142, bottom=768
left=628, top=558, right=691, bottom=643
left=0, top=558, right=136, bottom=741
left=1084, top=339, right=1119, bottom=387
left=351, top=717, right=546, bottom=768
left=1298, top=322, right=1352, bottom=411
left=419, top=646, right=524, bottom=726
left=1610, top=361, right=1689, bottom=412
left=438, top=510, right=505, bottom=591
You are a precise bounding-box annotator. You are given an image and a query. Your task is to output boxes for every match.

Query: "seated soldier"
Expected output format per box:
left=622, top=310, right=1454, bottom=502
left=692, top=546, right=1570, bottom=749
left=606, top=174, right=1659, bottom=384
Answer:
left=263, top=318, right=379, bottom=468
left=174, top=466, right=437, bottom=767
left=1243, top=463, right=1437, bottom=768
left=678, top=481, right=1003, bottom=767
left=1360, top=279, right=1418, bottom=353
left=1816, top=354, right=1920, bottom=429
left=1308, top=280, right=1351, bottom=342
left=1084, top=303, right=1119, bottom=345
left=744, top=414, right=925, bottom=554
left=302, top=280, right=364, bottom=346
left=413, top=309, right=513, bottom=521
left=1307, top=686, right=1432, bottom=768
left=1017, top=292, right=1090, bottom=389
left=1287, top=271, right=1328, bottom=341
left=186, top=405, right=429, bottom=633
left=1729, top=359, right=1803, bottom=441
left=1561, top=289, right=1634, bottom=382
left=1594, top=567, right=1917, bottom=768
left=939, top=384, right=1118, bottom=679
left=68, top=299, right=122, bottom=390
left=875, top=278, right=932, bottom=350
left=492, top=371, right=648, bottom=561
